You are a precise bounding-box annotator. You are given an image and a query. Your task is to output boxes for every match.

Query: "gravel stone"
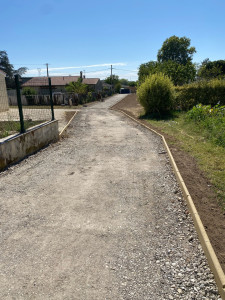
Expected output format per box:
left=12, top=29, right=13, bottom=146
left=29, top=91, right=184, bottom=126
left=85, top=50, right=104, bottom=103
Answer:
left=0, top=95, right=221, bottom=299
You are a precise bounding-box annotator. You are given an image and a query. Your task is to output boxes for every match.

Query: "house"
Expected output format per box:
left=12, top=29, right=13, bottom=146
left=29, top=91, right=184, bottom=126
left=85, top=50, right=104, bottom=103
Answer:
left=21, top=75, right=102, bottom=95
left=0, top=70, right=9, bottom=112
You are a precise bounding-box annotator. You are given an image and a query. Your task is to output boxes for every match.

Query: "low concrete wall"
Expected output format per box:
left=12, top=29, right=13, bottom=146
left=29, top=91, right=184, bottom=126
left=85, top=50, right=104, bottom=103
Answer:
left=0, top=120, right=59, bottom=170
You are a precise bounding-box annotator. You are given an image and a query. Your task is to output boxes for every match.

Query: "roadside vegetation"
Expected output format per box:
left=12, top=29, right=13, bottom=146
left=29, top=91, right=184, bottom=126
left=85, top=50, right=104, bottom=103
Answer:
left=137, top=35, right=225, bottom=210
left=0, top=120, right=43, bottom=138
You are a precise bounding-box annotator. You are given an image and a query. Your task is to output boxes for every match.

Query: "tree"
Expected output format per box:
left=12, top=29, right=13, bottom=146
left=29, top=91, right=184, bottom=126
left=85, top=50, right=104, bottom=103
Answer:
left=138, top=61, right=159, bottom=83
left=119, top=78, right=137, bottom=87
left=115, top=82, right=121, bottom=93
left=0, top=50, right=28, bottom=88
left=22, top=87, right=36, bottom=105
left=198, top=59, right=225, bottom=79
left=65, top=79, right=88, bottom=94
left=138, top=36, right=197, bottom=85
left=159, top=61, right=196, bottom=86
left=0, top=51, right=14, bottom=78
left=157, top=36, right=196, bottom=65
left=105, top=75, right=119, bottom=85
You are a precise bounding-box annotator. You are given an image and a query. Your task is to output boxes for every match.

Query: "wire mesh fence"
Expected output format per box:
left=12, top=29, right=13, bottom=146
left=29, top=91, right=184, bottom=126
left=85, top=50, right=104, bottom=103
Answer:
left=0, top=75, right=54, bottom=138
left=0, top=73, right=114, bottom=138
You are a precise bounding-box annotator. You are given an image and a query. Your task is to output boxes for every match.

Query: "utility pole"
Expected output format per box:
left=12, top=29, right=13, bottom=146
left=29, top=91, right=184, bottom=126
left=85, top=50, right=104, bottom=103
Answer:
left=111, top=64, right=113, bottom=90
left=46, top=63, right=49, bottom=77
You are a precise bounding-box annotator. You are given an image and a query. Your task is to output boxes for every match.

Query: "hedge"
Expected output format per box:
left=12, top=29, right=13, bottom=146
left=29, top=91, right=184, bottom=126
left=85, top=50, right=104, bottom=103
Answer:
left=175, top=79, right=225, bottom=110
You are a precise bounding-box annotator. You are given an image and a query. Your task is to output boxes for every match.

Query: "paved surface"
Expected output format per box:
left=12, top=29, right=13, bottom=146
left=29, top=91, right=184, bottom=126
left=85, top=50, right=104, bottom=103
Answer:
left=0, top=95, right=221, bottom=299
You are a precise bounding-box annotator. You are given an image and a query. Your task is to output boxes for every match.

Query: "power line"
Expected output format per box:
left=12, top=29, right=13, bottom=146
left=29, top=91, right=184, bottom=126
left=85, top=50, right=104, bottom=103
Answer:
left=114, top=68, right=138, bottom=73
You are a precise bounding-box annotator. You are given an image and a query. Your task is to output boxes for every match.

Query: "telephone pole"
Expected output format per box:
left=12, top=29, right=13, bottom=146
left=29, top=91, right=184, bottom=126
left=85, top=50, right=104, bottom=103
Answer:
left=111, top=64, right=113, bottom=90
left=46, top=63, right=49, bottom=77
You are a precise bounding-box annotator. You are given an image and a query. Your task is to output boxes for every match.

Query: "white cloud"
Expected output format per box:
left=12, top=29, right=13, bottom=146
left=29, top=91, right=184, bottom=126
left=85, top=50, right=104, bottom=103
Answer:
left=25, top=62, right=127, bottom=75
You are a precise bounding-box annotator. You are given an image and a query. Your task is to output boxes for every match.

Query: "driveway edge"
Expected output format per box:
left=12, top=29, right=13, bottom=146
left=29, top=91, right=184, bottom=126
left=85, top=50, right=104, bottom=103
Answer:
left=110, top=106, right=225, bottom=300
left=59, top=111, right=78, bottom=138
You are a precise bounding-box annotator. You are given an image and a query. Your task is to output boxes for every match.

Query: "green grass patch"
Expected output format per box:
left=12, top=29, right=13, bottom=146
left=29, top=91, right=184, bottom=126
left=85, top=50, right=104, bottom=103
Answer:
left=0, top=120, right=45, bottom=138
left=142, top=111, right=225, bottom=210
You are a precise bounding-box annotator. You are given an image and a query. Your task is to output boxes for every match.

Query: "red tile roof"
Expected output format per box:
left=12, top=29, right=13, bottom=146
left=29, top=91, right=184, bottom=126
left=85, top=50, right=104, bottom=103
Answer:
left=22, top=76, right=99, bottom=87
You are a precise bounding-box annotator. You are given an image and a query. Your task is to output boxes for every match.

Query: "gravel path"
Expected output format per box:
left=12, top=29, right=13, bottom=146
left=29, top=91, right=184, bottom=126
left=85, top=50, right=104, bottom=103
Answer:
left=0, top=94, right=221, bottom=299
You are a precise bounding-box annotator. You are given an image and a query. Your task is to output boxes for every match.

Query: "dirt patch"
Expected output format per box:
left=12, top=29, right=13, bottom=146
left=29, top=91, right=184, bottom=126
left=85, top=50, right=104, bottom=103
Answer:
left=64, top=111, right=76, bottom=122
left=112, top=93, right=225, bottom=273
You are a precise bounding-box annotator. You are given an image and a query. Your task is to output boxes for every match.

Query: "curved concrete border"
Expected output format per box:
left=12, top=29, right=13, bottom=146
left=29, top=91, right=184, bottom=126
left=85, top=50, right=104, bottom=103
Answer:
left=59, top=111, right=78, bottom=138
left=110, top=106, right=225, bottom=300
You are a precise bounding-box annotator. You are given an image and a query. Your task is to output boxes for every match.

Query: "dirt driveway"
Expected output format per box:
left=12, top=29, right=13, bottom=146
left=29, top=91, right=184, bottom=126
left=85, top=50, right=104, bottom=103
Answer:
left=0, top=95, right=221, bottom=299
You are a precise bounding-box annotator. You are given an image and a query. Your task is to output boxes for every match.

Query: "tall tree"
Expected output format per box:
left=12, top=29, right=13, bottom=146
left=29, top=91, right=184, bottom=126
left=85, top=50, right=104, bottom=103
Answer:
left=0, top=50, right=28, bottom=88
left=0, top=51, right=14, bottom=78
left=198, top=59, right=225, bottom=79
left=157, top=36, right=196, bottom=65
left=138, top=61, right=159, bottom=83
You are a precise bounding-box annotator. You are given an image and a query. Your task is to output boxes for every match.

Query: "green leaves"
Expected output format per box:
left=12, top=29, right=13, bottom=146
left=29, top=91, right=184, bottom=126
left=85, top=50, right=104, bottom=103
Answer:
left=65, top=81, right=88, bottom=95
left=137, top=73, right=175, bottom=115
left=157, top=35, right=196, bottom=65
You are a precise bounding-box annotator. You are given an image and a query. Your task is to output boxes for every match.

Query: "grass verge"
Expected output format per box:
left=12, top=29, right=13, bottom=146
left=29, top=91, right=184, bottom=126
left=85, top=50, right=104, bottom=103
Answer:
left=0, top=120, right=45, bottom=138
left=142, top=112, right=225, bottom=210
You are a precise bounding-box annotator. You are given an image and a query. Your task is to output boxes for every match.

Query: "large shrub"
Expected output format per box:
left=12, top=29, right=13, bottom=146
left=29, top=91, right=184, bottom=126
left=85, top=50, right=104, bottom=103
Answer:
left=137, top=73, right=175, bottom=115
left=175, top=79, right=225, bottom=110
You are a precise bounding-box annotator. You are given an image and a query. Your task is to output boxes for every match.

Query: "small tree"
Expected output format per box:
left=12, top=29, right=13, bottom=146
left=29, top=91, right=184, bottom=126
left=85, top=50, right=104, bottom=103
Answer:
left=137, top=73, right=175, bottom=115
left=22, top=87, right=36, bottom=105
left=115, top=82, right=121, bottom=93
left=65, top=79, right=88, bottom=95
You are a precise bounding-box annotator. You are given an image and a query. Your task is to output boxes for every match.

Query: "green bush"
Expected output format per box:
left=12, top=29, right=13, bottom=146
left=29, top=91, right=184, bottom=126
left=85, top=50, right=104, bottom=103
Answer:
left=22, top=87, right=36, bottom=105
left=137, top=73, right=175, bottom=115
left=186, top=104, right=225, bottom=147
left=175, top=79, right=225, bottom=110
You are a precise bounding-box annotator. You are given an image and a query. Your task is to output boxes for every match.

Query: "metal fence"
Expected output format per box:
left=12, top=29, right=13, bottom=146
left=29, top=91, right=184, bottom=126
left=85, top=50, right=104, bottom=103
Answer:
left=0, top=75, right=54, bottom=138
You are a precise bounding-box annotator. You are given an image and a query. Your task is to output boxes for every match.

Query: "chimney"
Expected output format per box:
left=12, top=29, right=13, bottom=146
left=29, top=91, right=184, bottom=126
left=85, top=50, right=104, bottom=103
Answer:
left=80, top=71, right=83, bottom=79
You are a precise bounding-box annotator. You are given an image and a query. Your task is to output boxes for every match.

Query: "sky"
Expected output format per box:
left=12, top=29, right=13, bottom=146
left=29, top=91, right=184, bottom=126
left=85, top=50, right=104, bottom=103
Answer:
left=1, top=0, right=225, bottom=80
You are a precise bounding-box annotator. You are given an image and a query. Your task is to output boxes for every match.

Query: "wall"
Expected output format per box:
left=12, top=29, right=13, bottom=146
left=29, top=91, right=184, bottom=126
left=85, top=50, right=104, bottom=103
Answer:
left=0, top=71, right=9, bottom=112
left=0, top=120, right=59, bottom=170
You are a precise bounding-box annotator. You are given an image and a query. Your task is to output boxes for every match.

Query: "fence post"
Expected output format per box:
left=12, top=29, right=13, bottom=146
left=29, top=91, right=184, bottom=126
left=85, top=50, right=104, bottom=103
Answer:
left=48, top=77, right=55, bottom=121
left=15, top=75, right=25, bottom=133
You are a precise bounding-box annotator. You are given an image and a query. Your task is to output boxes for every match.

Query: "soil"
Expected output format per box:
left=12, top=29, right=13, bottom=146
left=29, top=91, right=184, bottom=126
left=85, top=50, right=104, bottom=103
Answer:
left=112, top=93, right=225, bottom=273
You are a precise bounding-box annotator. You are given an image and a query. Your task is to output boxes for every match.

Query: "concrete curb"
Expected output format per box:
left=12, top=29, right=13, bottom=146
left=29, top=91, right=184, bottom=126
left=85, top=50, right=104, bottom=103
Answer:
left=59, top=111, right=78, bottom=138
left=110, top=106, right=225, bottom=300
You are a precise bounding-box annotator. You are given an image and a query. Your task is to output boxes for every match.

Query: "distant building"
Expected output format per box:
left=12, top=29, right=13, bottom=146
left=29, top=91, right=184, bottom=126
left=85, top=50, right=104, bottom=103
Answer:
left=0, top=70, right=9, bottom=112
left=21, top=75, right=102, bottom=94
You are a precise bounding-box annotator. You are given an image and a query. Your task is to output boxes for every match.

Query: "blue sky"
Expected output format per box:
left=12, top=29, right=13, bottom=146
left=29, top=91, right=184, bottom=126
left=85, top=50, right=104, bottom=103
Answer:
left=1, top=0, right=225, bottom=80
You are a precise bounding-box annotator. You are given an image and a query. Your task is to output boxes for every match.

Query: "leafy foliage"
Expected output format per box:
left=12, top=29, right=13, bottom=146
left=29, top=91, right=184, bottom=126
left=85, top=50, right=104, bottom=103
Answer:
left=175, top=79, right=225, bottom=110
left=138, top=61, right=159, bottom=83
left=138, top=36, right=197, bottom=86
left=105, top=75, right=119, bottom=85
left=137, top=73, right=175, bottom=115
left=157, top=35, right=196, bottom=65
left=65, top=80, right=88, bottom=94
left=198, top=59, right=225, bottom=80
left=115, top=82, right=121, bottom=93
left=186, top=104, right=225, bottom=147
left=138, top=60, right=196, bottom=86
left=0, top=50, right=28, bottom=88
left=22, top=87, right=36, bottom=105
